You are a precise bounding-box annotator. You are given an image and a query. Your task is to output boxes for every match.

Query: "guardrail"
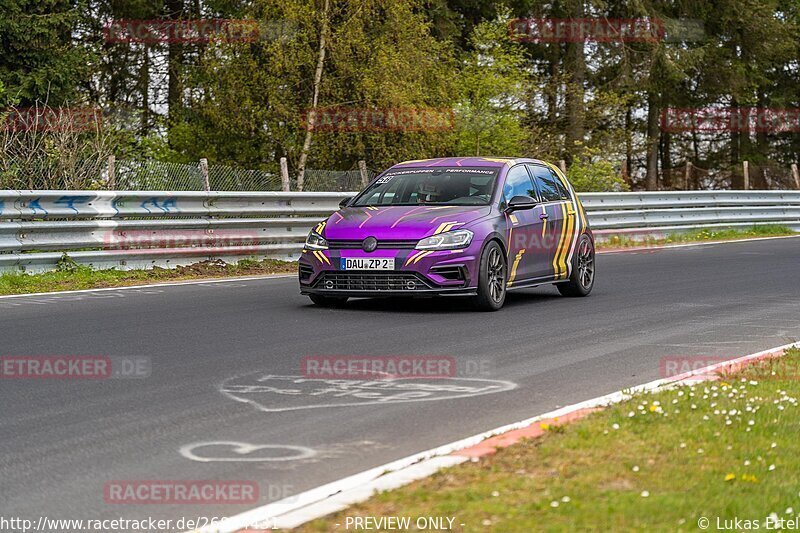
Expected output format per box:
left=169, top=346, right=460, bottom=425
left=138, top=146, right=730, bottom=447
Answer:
left=1, top=190, right=798, bottom=273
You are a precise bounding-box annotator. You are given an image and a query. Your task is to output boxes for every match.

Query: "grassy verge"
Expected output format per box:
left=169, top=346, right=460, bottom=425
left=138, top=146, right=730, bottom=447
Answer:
left=598, top=224, right=796, bottom=249
left=300, top=348, right=800, bottom=532
left=0, top=225, right=794, bottom=296
left=0, top=257, right=296, bottom=295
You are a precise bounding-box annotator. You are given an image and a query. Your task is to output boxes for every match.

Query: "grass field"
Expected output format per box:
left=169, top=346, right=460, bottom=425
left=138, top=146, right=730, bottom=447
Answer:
left=298, top=348, right=800, bottom=532
left=0, top=257, right=295, bottom=295
left=0, top=225, right=795, bottom=296
left=597, top=224, right=796, bottom=249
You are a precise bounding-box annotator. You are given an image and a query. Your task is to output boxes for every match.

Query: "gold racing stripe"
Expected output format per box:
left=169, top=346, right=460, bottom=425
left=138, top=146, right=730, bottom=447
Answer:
left=413, top=251, right=433, bottom=264
left=552, top=203, right=568, bottom=277
left=313, top=251, right=331, bottom=265
left=547, top=162, right=583, bottom=276
left=405, top=250, right=430, bottom=266
left=507, top=249, right=525, bottom=287
left=541, top=206, right=548, bottom=238
left=560, top=203, right=576, bottom=278
left=432, top=221, right=460, bottom=235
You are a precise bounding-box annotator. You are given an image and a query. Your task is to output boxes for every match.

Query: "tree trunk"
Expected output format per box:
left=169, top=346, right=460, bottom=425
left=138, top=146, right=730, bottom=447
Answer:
left=563, top=0, right=585, bottom=162
left=139, top=45, right=151, bottom=135
left=660, top=130, right=671, bottom=188
left=730, top=100, right=743, bottom=189
left=645, top=91, right=660, bottom=191
left=166, top=0, right=184, bottom=144
left=755, top=92, right=769, bottom=189
left=625, top=105, right=633, bottom=183
left=296, top=0, right=331, bottom=191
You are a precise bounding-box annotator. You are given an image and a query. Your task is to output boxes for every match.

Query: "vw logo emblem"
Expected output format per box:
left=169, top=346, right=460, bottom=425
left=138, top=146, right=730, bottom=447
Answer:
left=362, top=236, right=378, bottom=253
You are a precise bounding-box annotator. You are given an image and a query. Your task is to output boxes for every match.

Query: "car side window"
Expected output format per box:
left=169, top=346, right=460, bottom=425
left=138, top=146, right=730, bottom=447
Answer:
left=549, top=169, right=571, bottom=200
left=502, top=165, right=536, bottom=204
left=529, top=165, right=563, bottom=203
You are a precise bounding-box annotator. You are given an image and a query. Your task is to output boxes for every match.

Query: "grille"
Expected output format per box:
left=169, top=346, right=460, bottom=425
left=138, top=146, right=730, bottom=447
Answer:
left=327, top=239, right=417, bottom=250
left=312, top=272, right=433, bottom=291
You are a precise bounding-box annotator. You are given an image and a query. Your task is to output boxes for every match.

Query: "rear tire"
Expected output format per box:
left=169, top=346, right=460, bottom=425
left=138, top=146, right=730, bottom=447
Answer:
left=308, top=294, right=348, bottom=307
left=471, top=241, right=507, bottom=311
left=557, top=234, right=595, bottom=297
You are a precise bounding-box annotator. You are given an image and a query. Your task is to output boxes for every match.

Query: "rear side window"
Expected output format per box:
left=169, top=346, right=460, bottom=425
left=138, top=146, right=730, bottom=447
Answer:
left=529, top=165, right=563, bottom=202
left=550, top=169, right=571, bottom=199
left=502, top=165, right=536, bottom=203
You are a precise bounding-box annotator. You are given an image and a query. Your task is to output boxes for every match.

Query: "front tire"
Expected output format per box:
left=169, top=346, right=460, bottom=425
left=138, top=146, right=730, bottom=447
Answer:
left=557, top=234, right=595, bottom=297
left=471, top=241, right=507, bottom=311
left=308, top=294, right=348, bottom=307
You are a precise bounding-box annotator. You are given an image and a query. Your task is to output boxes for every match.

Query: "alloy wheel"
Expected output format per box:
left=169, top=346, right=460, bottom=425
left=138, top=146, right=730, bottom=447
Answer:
left=577, top=239, right=595, bottom=289
left=487, top=247, right=506, bottom=302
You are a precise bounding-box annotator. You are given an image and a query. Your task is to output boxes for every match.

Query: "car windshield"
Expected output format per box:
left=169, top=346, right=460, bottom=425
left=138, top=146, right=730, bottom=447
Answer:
left=352, top=167, right=499, bottom=206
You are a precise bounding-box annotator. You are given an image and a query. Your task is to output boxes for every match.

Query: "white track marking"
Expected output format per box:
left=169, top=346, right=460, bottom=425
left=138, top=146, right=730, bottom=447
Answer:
left=218, top=375, right=518, bottom=412
left=188, top=341, right=799, bottom=533
left=179, top=442, right=316, bottom=463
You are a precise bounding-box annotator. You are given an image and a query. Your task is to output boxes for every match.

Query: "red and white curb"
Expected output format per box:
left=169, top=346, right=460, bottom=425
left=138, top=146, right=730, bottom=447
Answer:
left=190, top=341, right=799, bottom=532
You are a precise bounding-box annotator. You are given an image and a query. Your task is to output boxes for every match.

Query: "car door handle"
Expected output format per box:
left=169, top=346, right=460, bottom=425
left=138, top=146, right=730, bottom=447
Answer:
left=539, top=213, right=549, bottom=220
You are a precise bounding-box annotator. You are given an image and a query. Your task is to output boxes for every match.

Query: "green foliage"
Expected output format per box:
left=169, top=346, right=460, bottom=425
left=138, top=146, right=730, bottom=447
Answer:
left=0, top=0, right=92, bottom=106
left=1, top=0, right=798, bottom=188
left=451, top=12, right=528, bottom=157
left=55, top=252, right=80, bottom=273
left=567, top=146, right=630, bottom=192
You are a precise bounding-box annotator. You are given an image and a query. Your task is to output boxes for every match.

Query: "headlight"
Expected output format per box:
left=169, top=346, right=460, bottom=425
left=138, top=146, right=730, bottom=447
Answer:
left=415, top=229, right=474, bottom=250
left=305, top=231, right=328, bottom=250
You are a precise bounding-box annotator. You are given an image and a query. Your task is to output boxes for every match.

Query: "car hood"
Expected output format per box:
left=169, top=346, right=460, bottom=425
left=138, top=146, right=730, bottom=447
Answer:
left=322, top=205, right=493, bottom=241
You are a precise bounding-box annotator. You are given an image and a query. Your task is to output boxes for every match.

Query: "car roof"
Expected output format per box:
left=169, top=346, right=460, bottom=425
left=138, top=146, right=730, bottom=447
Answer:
left=391, top=157, right=550, bottom=169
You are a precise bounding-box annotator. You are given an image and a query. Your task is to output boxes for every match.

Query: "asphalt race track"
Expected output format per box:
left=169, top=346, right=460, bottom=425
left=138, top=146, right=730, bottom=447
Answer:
left=2, top=237, right=800, bottom=528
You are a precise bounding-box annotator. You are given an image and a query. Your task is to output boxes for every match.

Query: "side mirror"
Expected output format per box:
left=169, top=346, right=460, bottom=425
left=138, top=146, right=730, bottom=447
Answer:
left=506, top=195, right=537, bottom=212
left=339, top=197, right=353, bottom=209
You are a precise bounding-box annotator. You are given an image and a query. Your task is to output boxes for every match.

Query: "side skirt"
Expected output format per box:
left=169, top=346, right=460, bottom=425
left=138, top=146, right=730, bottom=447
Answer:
left=505, top=275, right=559, bottom=291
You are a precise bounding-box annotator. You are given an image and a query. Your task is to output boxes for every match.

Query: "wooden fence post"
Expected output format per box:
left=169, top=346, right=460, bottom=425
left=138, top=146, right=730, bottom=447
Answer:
left=280, top=157, right=290, bottom=192
left=107, top=155, right=116, bottom=190
left=743, top=160, right=749, bottom=190
left=199, top=158, right=210, bottom=192
left=358, top=160, right=369, bottom=188
left=792, top=163, right=799, bottom=190
left=684, top=161, right=692, bottom=190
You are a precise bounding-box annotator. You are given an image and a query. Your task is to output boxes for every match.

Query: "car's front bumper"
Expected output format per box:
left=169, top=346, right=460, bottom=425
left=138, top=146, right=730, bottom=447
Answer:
left=298, top=247, right=480, bottom=297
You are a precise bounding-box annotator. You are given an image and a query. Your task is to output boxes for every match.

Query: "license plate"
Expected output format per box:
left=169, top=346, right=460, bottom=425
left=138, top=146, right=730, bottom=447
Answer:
left=340, top=258, right=395, bottom=270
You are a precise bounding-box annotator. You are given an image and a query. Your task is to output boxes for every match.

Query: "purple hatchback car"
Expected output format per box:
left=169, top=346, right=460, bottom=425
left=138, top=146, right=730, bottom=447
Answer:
left=299, top=157, right=595, bottom=310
